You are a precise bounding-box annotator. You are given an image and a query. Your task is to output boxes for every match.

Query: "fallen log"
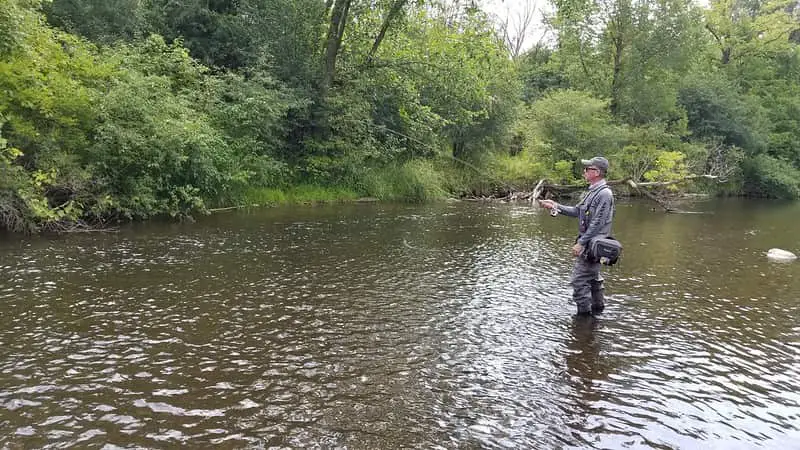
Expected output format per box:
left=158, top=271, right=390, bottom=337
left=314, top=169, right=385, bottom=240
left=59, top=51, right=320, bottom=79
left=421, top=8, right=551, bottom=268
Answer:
left=483, top=174, right=723, bottom=213
left=534, top=174, right=720, bottom=193
left=623, top=177, right=718, bottom=213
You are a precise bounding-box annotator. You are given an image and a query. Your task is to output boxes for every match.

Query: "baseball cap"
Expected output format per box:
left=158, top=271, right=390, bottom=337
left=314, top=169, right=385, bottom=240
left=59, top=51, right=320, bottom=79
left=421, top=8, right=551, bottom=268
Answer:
left=581, top=156, right=609, bottom=173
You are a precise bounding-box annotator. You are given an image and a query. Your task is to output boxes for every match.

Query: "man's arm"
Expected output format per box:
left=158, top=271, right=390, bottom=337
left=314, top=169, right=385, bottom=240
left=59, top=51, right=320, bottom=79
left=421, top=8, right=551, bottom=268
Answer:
left=557, top=203, right=579, bottom=217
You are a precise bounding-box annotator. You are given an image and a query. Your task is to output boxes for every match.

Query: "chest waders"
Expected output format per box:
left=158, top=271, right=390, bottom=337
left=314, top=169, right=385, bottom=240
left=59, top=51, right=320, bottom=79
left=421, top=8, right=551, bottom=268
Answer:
left=574, top=186, right=611, bottom=315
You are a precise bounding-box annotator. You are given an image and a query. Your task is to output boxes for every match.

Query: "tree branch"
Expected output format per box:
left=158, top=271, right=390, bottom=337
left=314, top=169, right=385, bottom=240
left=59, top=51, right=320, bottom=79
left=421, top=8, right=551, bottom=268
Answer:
left=367, top=0, right=408, bottom=64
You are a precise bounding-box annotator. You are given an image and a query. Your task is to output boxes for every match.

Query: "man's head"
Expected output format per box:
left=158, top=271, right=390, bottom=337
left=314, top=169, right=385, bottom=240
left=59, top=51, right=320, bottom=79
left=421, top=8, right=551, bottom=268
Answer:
left=581, top=156, right=608, bottom=182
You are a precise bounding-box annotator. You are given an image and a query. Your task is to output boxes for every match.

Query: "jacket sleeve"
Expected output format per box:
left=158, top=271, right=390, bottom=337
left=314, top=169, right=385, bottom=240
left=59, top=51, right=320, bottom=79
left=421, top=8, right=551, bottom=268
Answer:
left=577, top=190, right=613, bottom=246
left=557, top=203, right=579, bottom=217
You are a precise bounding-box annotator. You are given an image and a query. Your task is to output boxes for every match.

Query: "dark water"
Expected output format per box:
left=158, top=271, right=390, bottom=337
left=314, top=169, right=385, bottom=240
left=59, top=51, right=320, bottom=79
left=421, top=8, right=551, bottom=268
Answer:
left=1, top=199, right=799, bottom=449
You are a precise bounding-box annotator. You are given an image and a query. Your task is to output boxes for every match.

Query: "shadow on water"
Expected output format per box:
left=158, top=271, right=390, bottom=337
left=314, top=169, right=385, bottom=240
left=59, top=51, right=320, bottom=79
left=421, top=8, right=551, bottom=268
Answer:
left=1, top=198, right=799, bottom=448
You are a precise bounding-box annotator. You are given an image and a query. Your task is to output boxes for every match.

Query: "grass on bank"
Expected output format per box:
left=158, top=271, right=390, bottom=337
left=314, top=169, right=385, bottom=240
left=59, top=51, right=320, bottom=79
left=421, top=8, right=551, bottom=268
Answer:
left=361, top=160, right=451, bottom=203
left=238, top=155, right=549, bottom=207
left=238, top=184, right=360, bottom=206
left=233, top=159, right=469, bottom=208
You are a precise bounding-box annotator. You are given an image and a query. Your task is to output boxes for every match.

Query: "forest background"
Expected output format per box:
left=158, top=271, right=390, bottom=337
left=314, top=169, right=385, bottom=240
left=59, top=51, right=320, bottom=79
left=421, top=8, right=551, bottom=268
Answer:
left=1, top=0, right=799, bottom=232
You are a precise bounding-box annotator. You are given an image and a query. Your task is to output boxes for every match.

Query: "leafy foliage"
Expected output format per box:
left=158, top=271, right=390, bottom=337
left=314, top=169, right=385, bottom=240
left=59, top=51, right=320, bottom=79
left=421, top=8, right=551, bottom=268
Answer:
left=88, top=71, right=232, bottom=218
left=678, top=74, right=768, bottom=153
left=44, top=0, right=147, bottom=43
left=742, top=154, right=800, bottom=198
left=362, top=160, right=449, bottom=203
left=3, top=0, right=800, bottom=232
left=522, top=90, right=626, bottom=174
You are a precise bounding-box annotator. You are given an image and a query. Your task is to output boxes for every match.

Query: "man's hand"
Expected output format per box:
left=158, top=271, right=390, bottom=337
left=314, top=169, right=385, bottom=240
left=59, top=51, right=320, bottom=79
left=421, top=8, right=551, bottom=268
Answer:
left=572, top=243, right=584, bottom=257
left=538, top=199, right=557, bottom=210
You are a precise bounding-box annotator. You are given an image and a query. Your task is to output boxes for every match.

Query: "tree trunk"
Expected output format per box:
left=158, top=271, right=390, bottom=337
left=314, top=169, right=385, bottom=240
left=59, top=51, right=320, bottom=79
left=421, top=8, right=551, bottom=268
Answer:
left=721, top=46, right=731, bottom=64
left=453, top=141, right=465, bottom=159
left=610, top=36, right=623, bottom=115
left=705, top=24, right=732, bottom=65
left=321, top=0, right=351, bottom=96
left=609, top=0, right=630, bottom=116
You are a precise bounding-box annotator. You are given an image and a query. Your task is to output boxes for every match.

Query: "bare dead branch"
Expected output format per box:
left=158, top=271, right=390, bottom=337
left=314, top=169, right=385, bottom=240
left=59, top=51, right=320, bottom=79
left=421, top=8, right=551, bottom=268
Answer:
left=625, top=179, right=678, bottom=212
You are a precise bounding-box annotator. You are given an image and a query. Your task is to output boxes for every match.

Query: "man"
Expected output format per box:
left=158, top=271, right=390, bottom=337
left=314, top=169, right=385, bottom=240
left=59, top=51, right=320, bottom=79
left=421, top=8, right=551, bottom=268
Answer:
left=539, top=156, right=614, bottom=316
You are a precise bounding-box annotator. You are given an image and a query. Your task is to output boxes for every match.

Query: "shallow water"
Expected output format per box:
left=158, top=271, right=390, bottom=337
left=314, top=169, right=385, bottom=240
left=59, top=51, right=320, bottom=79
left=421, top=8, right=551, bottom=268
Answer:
left=1, top=199, right=799, bottom=448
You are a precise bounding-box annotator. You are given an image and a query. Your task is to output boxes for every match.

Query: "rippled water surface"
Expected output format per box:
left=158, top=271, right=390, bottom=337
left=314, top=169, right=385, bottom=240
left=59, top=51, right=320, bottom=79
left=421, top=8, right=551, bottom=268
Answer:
left=1, top=199, right=799, bottom=448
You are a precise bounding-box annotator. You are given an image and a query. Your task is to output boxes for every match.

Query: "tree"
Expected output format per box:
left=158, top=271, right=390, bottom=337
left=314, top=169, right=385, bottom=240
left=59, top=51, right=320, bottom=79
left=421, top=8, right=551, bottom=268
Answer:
left=550, top=0, right=706, bottom=123
left=321, top=0, right=352, bottom=96
left=492, top=0, right=544, bottom=59
left=522, top=89, right=626, bottom=172
left=705, top=0, right=797, bottom=68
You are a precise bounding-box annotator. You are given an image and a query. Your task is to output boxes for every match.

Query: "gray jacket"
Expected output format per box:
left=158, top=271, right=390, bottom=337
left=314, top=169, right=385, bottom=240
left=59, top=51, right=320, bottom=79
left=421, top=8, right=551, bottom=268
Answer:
left=557, top=180, right=614, bottom=246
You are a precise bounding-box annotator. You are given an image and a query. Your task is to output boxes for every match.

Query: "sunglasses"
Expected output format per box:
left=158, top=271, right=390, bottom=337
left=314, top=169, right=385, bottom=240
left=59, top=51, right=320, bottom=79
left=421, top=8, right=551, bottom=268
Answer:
left=584, top=167, right=600, bottom=172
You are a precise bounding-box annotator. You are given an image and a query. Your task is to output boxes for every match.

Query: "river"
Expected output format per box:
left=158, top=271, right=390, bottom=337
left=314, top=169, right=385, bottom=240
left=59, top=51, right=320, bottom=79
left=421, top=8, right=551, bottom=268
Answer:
left=1, top=198, right=799, bottom=448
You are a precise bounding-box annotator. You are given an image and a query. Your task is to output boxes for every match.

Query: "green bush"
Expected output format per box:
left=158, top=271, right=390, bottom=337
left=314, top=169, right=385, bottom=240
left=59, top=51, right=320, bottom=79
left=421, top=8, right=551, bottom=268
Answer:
left=678, top=75, right=768, bottom=154
left=0, top=138, right=37, bottom=232
left=0, top=3, right=111, bottom=230
left=88, top=69, right=234, bottom=219
left=490, top=150, right=548, bottom=190
left=521, top=90, right=628, bottom=173
left=742, top=154, right=800, bottom=199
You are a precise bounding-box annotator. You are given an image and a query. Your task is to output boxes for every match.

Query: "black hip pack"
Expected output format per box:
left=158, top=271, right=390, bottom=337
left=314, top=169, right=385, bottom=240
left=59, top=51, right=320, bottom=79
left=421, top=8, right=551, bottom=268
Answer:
left=588, top=236, right=622, bottom=265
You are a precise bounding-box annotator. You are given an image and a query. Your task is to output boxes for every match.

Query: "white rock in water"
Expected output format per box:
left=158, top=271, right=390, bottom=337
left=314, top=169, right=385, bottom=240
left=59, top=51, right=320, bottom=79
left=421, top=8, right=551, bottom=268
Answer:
left=767, top=248, right=797, bottom=261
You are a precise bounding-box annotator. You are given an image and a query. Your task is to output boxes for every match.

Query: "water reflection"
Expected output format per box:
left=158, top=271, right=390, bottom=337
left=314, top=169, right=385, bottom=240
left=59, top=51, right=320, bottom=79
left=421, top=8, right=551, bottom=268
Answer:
left=1, top=199, right=799, bottom=448
left=561, top=316, right=608, bottom=447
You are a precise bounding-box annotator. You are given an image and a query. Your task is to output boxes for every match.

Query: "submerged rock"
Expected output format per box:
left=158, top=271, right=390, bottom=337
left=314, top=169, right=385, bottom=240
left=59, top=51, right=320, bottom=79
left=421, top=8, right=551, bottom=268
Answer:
left=767, top=248, right=797, bottom=262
